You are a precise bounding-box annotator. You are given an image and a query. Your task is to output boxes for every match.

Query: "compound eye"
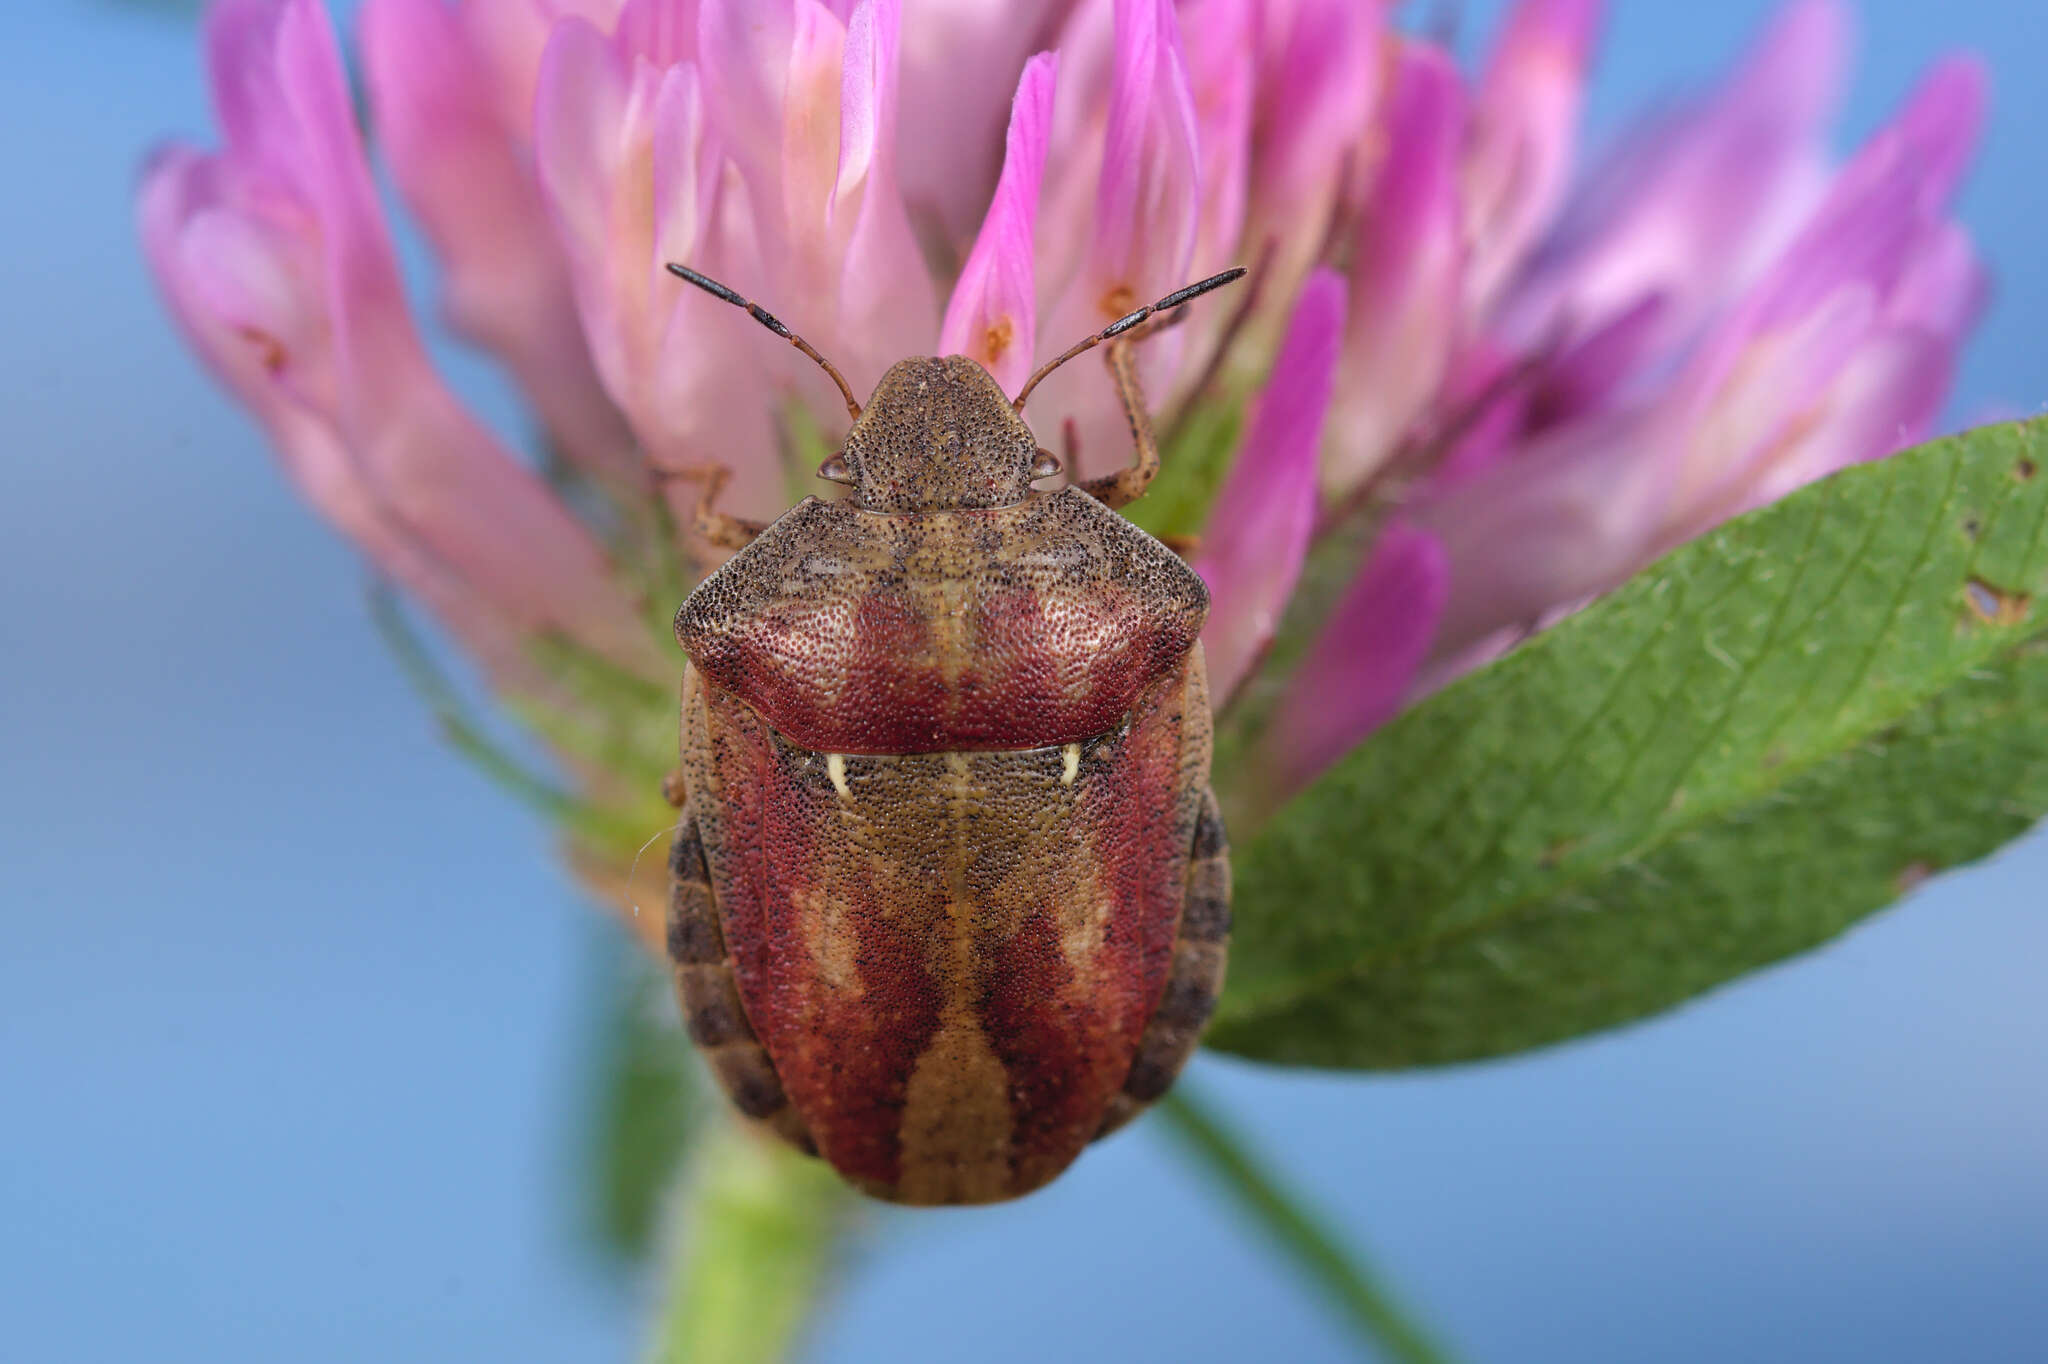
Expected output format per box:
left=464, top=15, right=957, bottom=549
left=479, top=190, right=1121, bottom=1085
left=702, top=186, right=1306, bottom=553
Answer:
left=817, top=452, right=854, bottom=485
left=1029, top=449, right=1062, bottom=481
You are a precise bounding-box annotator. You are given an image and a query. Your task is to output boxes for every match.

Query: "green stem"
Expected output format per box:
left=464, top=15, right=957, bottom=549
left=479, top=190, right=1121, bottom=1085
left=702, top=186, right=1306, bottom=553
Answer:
left=645, top=1124, right=852, bottom=1364
left=1159, top=1086, right=1457, bottom=1364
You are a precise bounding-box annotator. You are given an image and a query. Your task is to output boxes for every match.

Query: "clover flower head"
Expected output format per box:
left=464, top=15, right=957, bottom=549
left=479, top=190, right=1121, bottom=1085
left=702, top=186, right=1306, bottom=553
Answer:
left=141, top=0, right=1986, bottom=884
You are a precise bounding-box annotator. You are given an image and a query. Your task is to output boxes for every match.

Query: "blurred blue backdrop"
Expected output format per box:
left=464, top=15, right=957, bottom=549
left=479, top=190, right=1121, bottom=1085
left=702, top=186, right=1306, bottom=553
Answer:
left=2, top=2, right=2042, bottom=1360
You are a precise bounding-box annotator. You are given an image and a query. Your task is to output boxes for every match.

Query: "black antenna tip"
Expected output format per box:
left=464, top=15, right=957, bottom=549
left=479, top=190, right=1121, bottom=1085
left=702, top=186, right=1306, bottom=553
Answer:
left=1154, top=267, right=1247, bottom=313
left=746, top=304, right=793, bottom=339
left=666, top=262, right=746, bottom=308
left=1102, top=309, right=1149, bottom=338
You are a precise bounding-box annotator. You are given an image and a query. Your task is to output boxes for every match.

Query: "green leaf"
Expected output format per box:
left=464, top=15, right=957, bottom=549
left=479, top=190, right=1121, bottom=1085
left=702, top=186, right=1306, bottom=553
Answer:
left=645, top=1124, right=852, bottom=1364
left=1212, top=419, right=2048, bottom=1067
left=1160, top=1085, right=1456, bottom=1364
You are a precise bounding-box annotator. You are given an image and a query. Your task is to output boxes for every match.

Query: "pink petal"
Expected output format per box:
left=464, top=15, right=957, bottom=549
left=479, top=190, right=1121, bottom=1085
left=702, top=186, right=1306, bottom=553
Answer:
left=696, top=0, right=843, bottom=292
left=785, top=1, right=851, bottom=247
left=1090, top=0, right=1200, bottom=292
left=1521, top=291, right=1669, bottom=432
left=1885, top=221, right=1988, bottom=346
left=1325, top=43, right=1466, bottom=497
left=1029, top=0, right=1203, bottom=483
left=834, top=0, right=894, bottom=209
left=1414, top=400, right=1681, bottom=662
left=895, top=0, right=1077, bottom=245
left=360, top=0, right=634, bottom=480
left=142, top=149, right=535, bottom=681
left=940, top=53, right=1059, bottom=396
left=535, top=17, right=785, bottom=518
left=241, top=0, right=419, bottom=417
left=458, top=0, right=632, bottom=139
left=1424, top=25, right=1990, bottom=667
left=698, top=0, right=798, bottom=227
left=693, top=0, right=841, bottom=318
left=1740, top=55, right=1986, bottom=340
left=140, top=145, right=321, bottom=427
left=204, top=0, right=303, bottom=182
left=1737, top=328, right=1953, bottom=515
left=1662, top=54, right=1989, bottom=539
left=647, top=67, right=788, bottom=519
left=1031, top=0, right=1202, bottom=312
left=1463, top=0, right=1602, bottom=314
left=1262, top=525, right=1449, bottom=802
left=1420, top=85, right=1976, bottom=664
left=1194, top=268, right=1345, bottom=703
left=1244, top=0, right=1386, bottom=299
left=176, top=204, right=339, bottom=422
left=533, top=18, right=638, bottom=411
left=1034, top=0, right=1117, bottom=288
left=1497, top=0, right=1849, bottom=372
left=833, top=0, right=939, bottom=391
left=1426, top=342, right=1530, bottom=489
left=613, top=0, right=702, bottom=66
left=651, top=65, right=726, bottom=271
left=696, top=0, right=933, bottom=401
left=147, top=0, right=660, bottom=676
left=152, top=162, right=524, bottom=671
left=1181, top=0, right=1256, bottom=271
left=1663, top=282, right=1880, bottom=544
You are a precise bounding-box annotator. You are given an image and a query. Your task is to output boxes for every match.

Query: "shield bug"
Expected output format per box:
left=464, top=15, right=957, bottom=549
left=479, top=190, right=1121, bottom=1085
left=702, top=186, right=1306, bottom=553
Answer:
left=661, top=263, right=1244, bottom=1205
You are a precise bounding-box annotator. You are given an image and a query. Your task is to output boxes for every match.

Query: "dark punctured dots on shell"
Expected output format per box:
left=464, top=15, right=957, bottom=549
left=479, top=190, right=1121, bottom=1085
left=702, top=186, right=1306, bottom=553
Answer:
left=661, top=264, right=1244, bottom=1204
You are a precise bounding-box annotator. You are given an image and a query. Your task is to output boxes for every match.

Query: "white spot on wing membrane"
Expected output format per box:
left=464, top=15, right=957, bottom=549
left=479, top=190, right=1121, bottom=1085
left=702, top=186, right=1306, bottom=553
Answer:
left=1060, top=743, right=1080, bottom=786
left=827, top=752, right=850, bottom=797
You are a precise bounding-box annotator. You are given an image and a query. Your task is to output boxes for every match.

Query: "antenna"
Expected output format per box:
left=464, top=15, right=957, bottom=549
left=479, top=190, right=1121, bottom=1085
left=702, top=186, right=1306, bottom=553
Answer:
left=1013, top=267, right=1248, bottom=412
left=665, top=263, right=863, bottom=421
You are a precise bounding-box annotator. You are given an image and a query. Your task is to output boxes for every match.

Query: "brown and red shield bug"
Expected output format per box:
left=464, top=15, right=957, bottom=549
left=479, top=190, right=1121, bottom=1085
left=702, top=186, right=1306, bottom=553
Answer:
left=660, top=262, right=1245, bottom=1205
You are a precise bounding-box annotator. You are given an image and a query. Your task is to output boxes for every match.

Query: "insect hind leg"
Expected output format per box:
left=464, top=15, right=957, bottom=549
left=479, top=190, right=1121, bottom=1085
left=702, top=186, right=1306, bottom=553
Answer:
left=667, top=810, right=817, bottom=1156
left=1095, top=787, right=1231, bottom=1139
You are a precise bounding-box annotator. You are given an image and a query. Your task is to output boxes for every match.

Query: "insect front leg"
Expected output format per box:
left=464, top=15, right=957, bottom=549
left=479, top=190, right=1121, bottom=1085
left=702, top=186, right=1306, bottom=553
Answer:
left=1064, top=393, right=1196, bottom=555
left=1077, top=338, right=1161, bottom=510
left=654, top=463, right=769, bottom=550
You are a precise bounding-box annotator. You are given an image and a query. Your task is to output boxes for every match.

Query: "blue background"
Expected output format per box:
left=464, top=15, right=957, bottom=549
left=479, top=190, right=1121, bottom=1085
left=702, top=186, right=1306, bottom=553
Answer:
left=3, top=2, right=2042, bottom=1360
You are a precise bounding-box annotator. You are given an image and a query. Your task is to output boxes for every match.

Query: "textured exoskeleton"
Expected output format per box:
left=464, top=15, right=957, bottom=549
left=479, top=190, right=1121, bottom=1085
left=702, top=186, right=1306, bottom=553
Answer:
left=665, top=275, right=1237, bottom=1205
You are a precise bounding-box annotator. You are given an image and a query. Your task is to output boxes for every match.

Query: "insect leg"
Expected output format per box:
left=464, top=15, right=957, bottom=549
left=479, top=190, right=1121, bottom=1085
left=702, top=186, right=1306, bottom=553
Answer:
left=653, top=463, right=769, bottom=550
left=1077, top=338, right=1160, bottom=510
left=1095, top=787, right=1232, bottom=1138
left=667, top=808, right=818, bottom=1156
